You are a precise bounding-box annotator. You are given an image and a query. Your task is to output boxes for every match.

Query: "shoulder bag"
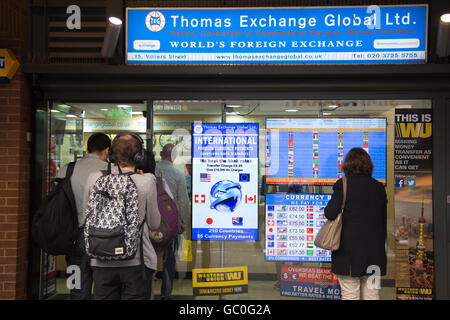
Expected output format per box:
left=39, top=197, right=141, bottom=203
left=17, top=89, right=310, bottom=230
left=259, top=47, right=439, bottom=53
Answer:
left=314, top=176, right=347, bottom=251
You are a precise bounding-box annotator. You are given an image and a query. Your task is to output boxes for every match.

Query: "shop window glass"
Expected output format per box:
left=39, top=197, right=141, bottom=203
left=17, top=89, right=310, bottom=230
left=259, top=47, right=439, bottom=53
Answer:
left=153, top=99, right=432, bottom=301
left=36, top=99, right=433, bottom=300
left=153, top=101, right=222, bottom=289
left=41, top=101, right=146, bottom=298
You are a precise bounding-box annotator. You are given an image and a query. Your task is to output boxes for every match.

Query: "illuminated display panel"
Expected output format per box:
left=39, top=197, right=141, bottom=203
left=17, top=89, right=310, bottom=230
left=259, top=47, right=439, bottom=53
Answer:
left=266, top=118, right=387, bottom=185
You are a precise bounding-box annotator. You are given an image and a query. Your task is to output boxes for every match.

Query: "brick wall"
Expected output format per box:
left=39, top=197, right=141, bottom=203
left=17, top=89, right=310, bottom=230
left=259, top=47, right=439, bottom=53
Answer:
left=0, top=0, right=30, bottom=300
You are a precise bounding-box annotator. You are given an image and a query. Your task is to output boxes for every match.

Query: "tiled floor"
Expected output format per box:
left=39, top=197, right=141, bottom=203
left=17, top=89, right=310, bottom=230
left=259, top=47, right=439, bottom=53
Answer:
left=53, top=233, right=398, bottom=300
left=56, top=276, right=396, bottom=300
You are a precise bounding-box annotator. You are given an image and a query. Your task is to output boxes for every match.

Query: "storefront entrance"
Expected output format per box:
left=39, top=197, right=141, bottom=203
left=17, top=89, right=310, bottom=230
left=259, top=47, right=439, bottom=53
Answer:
left=30, top=98, right=435, bottom=300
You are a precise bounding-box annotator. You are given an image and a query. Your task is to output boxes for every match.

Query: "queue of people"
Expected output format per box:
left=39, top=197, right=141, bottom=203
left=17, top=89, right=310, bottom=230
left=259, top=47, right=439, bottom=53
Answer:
left=54, top=132, right=189, bottom=300
left=45, top=132, right=386, bottom=301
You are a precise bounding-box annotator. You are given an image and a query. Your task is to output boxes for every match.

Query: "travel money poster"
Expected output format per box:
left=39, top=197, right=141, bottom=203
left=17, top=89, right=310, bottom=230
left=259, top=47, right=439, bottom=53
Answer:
left=394, top=108, right=434, bottom=300
left=280, top=265, right=341, bottom=300
left=192, top=123, right=259, bottom=241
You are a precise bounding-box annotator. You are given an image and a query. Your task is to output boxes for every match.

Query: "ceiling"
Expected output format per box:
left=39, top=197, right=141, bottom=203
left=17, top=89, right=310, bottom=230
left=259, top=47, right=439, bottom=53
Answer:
left=51, top=99, right=431, bottom=119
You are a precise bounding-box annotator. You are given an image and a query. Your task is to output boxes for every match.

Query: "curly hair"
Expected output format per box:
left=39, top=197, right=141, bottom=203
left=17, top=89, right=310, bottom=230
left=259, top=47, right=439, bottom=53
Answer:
left=342, top=147, right=374, bottom=176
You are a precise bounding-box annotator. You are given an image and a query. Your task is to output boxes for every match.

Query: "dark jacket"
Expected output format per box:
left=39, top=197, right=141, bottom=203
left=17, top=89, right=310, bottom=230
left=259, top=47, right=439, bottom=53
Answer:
left=324, top=173, right=387, bottom=277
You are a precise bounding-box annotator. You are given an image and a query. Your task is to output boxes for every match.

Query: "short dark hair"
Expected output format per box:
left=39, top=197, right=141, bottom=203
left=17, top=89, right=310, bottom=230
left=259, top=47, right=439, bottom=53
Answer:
left=161, top=143, right=175, bottom=160
left=342, top=147, right=374, bottom=176
left=139, top=150, right=156, bottom=174
left=87, top=133, right=111, bottom=153
left=111, top=134, right=140, bottom=166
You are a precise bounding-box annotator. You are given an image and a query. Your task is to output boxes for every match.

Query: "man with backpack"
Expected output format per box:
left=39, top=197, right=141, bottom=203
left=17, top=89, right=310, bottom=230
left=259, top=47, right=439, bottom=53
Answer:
left=83, top=133, right=161, bottom=300
left=155, top=143, right=190, bottom=300
left=55, top=132, right=111, bottom=300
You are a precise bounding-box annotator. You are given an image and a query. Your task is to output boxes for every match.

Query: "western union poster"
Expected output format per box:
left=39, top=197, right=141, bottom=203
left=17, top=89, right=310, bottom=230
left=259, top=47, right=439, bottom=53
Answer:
left=192, top=266, right=248, bottom=296
left=394, top=108, right=434, bottom=300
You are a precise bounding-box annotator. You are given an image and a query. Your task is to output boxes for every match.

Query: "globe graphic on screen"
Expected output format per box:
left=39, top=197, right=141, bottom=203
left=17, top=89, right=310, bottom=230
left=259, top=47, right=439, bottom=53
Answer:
left=209, top=180, right=242, bottom=213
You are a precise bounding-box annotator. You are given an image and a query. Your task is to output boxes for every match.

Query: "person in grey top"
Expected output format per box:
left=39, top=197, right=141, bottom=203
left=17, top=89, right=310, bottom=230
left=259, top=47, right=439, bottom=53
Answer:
left=155, top=143, right=190, bottom=299
left=56, top=132, right=111, bottom=300
left=57, top=133, right=111, bottom=227
left=84, top=133, right=160, bottom=300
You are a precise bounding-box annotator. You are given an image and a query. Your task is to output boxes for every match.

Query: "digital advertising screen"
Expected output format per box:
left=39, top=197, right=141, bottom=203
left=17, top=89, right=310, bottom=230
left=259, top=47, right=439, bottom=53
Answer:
left=266, top=118, right=387, bottom=185
left=265, top=193, right=332, bottom=262
left=192, top=123, right=259, bottom=241
left=265, top=193, right=333, bottom=262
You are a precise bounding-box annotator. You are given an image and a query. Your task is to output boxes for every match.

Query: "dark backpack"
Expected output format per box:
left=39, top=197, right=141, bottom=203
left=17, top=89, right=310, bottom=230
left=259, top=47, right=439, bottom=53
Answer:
left=32, top=162, right=78, bottom=255
left=151, top=177, right=179, bottom=250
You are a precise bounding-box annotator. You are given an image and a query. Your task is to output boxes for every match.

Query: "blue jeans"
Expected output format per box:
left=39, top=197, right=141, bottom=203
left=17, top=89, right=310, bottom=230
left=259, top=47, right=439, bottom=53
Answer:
left=161, top=236, right=179, bottom=297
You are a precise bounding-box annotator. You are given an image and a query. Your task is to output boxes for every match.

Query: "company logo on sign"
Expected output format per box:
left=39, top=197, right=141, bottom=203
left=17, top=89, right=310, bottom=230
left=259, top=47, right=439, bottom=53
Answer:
left=395, top=178, right=405, bottom=187
left=209, top=180, right=242, bottom=213
left=145, top=11, right=166, bottom=32
left=193, top=124, right=203, bottom=134
left=0, top=49, right=20, bottom=81
left=192, top=266, right=248, bottom=296
left=406, top=178, right=416, bottom=187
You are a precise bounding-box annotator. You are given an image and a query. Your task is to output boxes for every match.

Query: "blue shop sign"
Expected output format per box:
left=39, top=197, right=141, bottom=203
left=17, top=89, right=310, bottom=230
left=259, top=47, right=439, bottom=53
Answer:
left=126, top=5, right=427, bottom=65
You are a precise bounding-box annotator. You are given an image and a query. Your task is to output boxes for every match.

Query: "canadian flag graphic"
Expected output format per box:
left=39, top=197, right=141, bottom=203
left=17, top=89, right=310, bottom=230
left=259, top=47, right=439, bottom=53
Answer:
left=245, top=194, right=256, bottom=204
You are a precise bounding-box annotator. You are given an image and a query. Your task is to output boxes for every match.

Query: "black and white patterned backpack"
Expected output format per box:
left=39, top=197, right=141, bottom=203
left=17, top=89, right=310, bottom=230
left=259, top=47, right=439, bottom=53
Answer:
left=84, top=164, right=142, bottom=260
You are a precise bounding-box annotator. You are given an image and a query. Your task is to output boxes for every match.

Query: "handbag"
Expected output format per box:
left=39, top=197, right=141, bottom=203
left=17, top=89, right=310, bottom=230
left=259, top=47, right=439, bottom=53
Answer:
left=314, top=176, right=347, bottom=251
